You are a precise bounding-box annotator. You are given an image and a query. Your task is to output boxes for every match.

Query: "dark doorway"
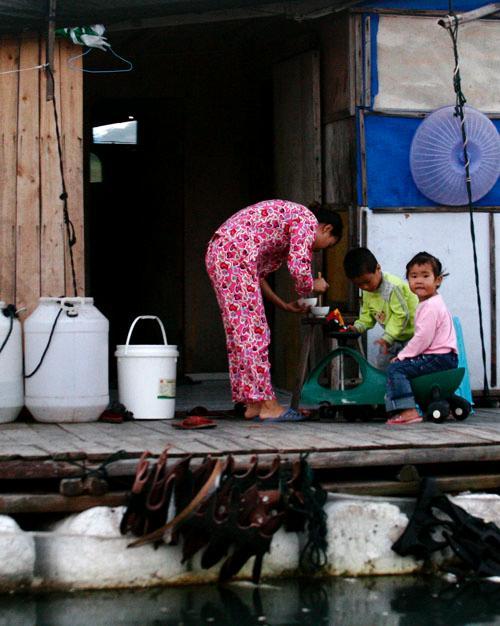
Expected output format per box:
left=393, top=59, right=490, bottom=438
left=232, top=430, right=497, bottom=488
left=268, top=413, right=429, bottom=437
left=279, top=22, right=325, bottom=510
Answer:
left=86, top=98, right=184, bottom=385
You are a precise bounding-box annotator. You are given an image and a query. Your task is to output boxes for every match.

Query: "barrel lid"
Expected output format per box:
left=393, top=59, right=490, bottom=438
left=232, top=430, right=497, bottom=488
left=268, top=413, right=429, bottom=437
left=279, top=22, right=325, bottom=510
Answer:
left=39, top=297, right=94, bottom=304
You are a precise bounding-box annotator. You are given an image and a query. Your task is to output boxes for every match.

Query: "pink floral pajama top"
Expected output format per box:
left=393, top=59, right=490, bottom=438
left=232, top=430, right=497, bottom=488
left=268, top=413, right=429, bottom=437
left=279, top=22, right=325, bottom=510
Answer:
left=205, top=199, right=317, bottom=404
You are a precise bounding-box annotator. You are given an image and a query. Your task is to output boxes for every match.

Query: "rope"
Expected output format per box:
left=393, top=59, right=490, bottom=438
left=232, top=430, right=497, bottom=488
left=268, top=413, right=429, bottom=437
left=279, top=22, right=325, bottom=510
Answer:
left=0, top=63, right=48, bottom=76
left=281, top=453, right=328, bottom=573
left=45, top=65, right=78, bottom=298
left=445, top=10, right=489, bottom=397
left=61, top=449, right=129, bottom=480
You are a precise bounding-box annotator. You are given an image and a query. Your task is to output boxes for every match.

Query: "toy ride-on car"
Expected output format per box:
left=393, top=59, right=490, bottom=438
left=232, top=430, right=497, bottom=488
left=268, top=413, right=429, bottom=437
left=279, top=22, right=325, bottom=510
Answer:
left=300, top=346, right=471, bottom=423
left=411, top=367, right=471, bottom=423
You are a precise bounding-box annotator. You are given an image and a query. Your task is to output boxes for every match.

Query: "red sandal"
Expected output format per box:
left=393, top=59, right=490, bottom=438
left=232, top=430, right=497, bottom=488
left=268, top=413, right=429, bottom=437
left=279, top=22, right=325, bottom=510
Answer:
left=172, top=415, right=217, bottom=430
left=386, top=414, right=423, bottom=425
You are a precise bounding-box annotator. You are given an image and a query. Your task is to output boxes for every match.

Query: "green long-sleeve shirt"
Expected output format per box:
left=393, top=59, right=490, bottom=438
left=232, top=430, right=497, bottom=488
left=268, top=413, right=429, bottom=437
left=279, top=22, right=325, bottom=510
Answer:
left=353, top=272, right=418, bottom=345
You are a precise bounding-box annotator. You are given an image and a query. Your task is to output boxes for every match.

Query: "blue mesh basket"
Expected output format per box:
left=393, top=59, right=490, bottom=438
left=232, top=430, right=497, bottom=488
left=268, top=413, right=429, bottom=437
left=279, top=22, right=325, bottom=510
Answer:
left=410, top=105, right=500, bottom=206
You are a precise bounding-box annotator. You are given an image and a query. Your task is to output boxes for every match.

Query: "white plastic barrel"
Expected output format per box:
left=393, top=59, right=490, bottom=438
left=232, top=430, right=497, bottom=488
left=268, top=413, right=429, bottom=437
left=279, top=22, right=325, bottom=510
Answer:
left=115, top=316, right=179, bottom=420
left=24, top=297, right=109, bottom=423
left=0, top=302, right=23, bottom=423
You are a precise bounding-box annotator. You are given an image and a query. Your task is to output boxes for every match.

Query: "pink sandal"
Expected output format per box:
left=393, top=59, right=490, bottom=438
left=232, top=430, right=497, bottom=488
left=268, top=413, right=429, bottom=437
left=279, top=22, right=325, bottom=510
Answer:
left=386, top=414, right=423, bottom=425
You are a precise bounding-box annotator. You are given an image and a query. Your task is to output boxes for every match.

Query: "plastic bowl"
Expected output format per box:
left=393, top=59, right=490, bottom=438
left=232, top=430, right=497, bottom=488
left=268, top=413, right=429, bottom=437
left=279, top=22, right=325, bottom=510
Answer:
left=298, top=297, right=318, bottom=307
left=310, top=306, right=330, bottom=318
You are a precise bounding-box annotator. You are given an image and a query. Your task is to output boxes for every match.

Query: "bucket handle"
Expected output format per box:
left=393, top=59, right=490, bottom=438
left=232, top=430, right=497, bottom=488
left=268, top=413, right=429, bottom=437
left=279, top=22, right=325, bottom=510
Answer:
left=125, top=316, right=168, bottom=354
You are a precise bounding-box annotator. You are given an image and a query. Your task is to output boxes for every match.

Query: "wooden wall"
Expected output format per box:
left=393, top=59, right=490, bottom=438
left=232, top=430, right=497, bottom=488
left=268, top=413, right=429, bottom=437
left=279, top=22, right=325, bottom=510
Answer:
left=0, top=36, right=84, bottom=315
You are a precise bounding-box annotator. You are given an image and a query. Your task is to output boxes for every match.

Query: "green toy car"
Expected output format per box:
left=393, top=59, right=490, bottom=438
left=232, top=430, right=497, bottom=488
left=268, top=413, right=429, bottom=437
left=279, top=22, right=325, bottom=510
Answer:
left=300, top=346, right=471, bottom=423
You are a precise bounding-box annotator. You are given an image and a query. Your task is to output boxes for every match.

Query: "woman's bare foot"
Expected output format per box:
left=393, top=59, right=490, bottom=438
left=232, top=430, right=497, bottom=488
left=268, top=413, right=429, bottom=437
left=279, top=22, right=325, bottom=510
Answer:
left=244, top=402, right=262, bottom=419
left=259, top=399, right=286, bottom=419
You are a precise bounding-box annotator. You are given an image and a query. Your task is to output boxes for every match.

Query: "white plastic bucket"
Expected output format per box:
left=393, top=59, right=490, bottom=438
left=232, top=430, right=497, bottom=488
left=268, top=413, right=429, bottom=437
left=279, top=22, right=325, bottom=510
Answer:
left=115, top=316, right=179, bottom=420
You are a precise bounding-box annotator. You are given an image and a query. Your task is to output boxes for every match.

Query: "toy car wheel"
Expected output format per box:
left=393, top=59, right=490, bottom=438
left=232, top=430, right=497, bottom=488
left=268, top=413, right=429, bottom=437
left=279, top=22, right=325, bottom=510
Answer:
left=449, top=394, right=471, bottom=421
left=426, top=400, right=450, bottom=423
left=319, top=402, right=337, bottom=420
left=341, top=406, right=358, bottom=422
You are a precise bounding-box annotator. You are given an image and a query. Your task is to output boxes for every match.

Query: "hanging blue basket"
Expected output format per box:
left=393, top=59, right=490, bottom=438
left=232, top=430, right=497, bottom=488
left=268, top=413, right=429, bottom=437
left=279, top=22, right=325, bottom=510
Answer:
left=410, top=105, right=500, bottom=206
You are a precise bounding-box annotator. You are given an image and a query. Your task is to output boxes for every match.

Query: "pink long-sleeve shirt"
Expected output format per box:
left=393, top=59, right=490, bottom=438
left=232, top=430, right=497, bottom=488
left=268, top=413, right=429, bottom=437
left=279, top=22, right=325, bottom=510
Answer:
left=396, top=293, right=457, bottom=361
left=214, top=199, right=317, bottom=296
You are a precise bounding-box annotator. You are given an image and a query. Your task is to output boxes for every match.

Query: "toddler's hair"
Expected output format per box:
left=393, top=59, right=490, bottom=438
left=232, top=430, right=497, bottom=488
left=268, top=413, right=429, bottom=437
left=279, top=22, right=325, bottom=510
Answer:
left=406, top=251, right=446, bottom=278
left=308, top=201, right=343, bottom=241
left=343, top=247, right=378, bottom=279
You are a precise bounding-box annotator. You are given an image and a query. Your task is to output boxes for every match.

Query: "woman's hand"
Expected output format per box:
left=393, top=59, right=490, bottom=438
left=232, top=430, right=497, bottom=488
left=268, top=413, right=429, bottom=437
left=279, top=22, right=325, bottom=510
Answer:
left=260, top=278, right=310, bottom=314
left=260, top=278, right=306, bottom=313
left=313, top=277, right=329, bottom=293
left=283, top=300, right=308, bottom=314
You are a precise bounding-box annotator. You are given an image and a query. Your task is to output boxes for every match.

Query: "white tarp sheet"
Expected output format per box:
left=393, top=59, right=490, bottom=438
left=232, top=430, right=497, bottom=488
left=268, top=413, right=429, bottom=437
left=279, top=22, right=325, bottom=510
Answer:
left=374, top=16, right=500, bottom=114
left=365, top=210, right=493, bottom=390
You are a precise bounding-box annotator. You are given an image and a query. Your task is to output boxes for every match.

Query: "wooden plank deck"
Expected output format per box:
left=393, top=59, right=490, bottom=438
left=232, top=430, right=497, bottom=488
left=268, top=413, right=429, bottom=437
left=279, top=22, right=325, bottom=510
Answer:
left=0, top=408, right=499, bottom=468
left=0, top=404, right=499, bottom=513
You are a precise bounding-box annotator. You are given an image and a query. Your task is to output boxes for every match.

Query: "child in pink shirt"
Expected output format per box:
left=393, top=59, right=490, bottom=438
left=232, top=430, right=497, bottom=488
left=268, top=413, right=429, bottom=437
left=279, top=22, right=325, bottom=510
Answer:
left=385, top=252, right=458, bottom=425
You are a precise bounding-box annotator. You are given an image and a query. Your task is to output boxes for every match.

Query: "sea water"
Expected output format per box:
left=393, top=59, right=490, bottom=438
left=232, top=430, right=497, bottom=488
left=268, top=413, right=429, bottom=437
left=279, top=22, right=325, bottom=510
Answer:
left=1, top=576, right=500, bottom=626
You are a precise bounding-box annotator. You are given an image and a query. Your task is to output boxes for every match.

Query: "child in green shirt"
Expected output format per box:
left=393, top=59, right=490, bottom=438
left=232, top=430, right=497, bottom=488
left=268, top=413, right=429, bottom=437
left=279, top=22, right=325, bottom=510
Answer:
left=343, top=247, right=418, bottom=369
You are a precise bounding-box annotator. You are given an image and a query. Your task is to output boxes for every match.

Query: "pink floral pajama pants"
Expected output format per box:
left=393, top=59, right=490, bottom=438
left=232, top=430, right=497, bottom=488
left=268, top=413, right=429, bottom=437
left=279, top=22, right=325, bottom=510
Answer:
left=205, top=236, right=275, bottom=404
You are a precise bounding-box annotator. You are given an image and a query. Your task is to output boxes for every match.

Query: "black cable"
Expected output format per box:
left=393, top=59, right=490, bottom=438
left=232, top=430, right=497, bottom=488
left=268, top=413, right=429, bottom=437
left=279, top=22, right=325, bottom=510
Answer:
left=45, top=65, right=78, bottom=298
left=24, top=308, right=63, bottom=378
left=446, top=15, right=490, bottom=397
left=0, top=306, right=16, bottom=356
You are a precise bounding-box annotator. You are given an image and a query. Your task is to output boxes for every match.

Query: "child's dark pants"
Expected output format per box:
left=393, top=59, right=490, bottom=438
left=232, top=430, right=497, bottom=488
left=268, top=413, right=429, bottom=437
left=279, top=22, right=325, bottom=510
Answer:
left=385, top=352, right=458, bottom=412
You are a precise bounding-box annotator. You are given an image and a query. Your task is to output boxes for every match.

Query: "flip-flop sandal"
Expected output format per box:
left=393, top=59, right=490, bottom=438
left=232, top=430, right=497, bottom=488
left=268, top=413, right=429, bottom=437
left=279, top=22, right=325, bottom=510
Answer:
left=172, top=416, right=217, bottom=430
left=252, top=408, right=307, bottom=423
left=386, top=414, right=423, bottom=425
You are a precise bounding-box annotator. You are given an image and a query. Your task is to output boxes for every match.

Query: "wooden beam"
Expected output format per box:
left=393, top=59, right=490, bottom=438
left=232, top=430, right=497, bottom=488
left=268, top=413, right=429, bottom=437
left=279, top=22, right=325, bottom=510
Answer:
left=307, top=445, right=500, bottom=468
left=0, top=459, right=89, bottom=480
left=108, top=0, right=362, bottom=32
left=0, top=492, right=127, bottom=514
left=322, top=473, right=500, bottom=496
left=301, top=0, right=365, bottom=20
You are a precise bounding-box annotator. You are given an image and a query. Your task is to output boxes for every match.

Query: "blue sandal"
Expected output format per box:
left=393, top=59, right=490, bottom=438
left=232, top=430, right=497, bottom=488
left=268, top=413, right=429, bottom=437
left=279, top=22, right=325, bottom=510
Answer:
left=252, top=408, right=306, bottom=423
